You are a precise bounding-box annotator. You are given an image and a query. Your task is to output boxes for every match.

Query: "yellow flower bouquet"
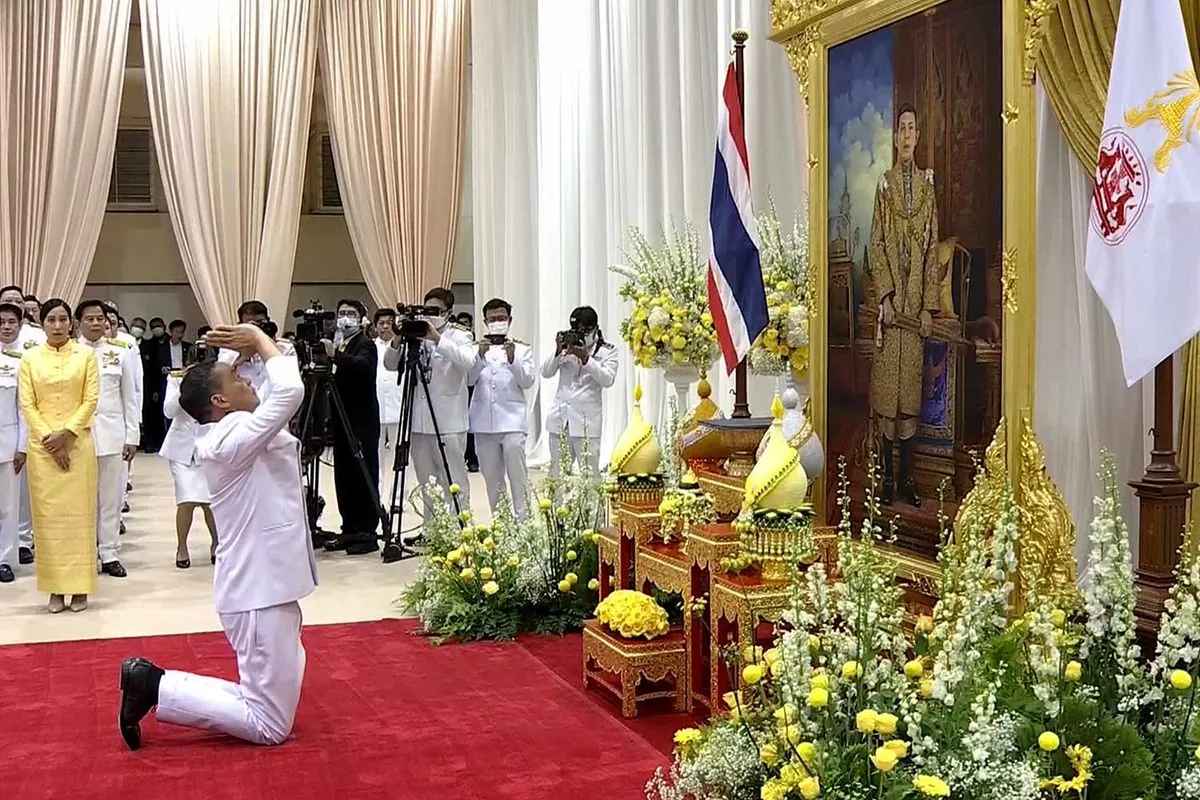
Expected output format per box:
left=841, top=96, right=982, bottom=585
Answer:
left=611, top=224, right=718, bottom=371
left=595, top=590, right=671, bottom=640
left=748, top=198, right=814, bottom=378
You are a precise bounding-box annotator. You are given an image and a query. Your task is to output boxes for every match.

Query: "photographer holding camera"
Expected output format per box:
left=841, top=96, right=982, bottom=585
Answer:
left=318, top=300, right=380, bottom=555
left=382, top=288, right=474, bottom=517
left=469, top=298, right=535, bottom=521
left=542, top=305, right=618, bottom=478
left=217, top=301, right=295, bottom=399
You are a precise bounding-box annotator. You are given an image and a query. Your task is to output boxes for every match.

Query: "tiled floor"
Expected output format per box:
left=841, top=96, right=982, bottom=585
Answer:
left=0, top=454, right=499, bottom=646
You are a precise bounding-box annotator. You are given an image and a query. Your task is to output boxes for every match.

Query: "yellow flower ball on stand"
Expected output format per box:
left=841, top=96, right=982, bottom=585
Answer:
left=870, top=746, right=899, bottom=772
left=1064, top=660, right=1082, bottom=682
left=460, top=568, right=475, bottom=582
left=919, top=678, right=933, bottom=698
left=856, top=709, right=878, bottom=734
left=565, top=572, right=578, bottom=586
left=904, top=659, right=924, bottom=679
left=1171, top=669, right=1194, bottom=690
left=1038, top=731, right=1060, bottom=752
left=796, top=741, right=817, bottom=764
left=449, top=483, right=461, bottom=496
left=566, top=549, right=578, bottom=562
left=557, top=579, right=572, bottom=593
left=587, top=578, right=600, bottom=591
left=811, top=672, right=829, bottom=690
left=842, top=661, right=861, bottom=680
left=479, top=567, right=494, bottom=581
left=807, top=687, right=829, bottom=708
left=538, top=498, right=552, bottom=511
left=1050, top=608, right=1067, bottom=627
left=481, top=580, right=499, bottom=596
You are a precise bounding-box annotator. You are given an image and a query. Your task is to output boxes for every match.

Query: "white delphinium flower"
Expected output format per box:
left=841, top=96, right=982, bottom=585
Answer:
left=784, top=305, right=810, bottom=347
left=1079, top=451, right=1142, bottom=711
left=926, top=712, right=1039, bottom=800
left=1153, top=535, right=1200, bottom=678
left=1025, top=599, right=1063, bottom=716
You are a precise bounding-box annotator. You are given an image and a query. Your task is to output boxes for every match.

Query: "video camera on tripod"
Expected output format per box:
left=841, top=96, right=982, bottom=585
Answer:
left=394, top=303, right=445, bottom=340
left=291, top=301, right=336, bottom=370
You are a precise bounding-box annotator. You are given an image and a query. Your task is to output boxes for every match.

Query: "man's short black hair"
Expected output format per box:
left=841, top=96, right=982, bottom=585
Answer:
left=457, top=312, right=473, bottom=326
left=179, top=361, right=224, bottom=424
left=149, top=317, right=166, bottom=328
left=569, top=305, right=599, bottom=330
left=482, top=298, right=512, bottom=317
left=0, top=285, right=21, bottom=298
left=23, top=294, right=37, bottom=303
left=237, top=300, right=269, bottom=321
left=373, top=307, right=395, bottom=324
left=169, top=319, right=186, bottom=332
left=337, top=299, right=366, bottom=318
left=0, top=303, right=24, bottom=321
left=75, top=299, right=111, bottom=321
left=423, top=287, right=455, bottom=309
left=197, top=325, right=212, bottom=338
left=897, top=102, right=918, bottom=124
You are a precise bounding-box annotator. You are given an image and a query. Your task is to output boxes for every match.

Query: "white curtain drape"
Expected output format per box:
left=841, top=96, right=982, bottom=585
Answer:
left=0, top=0, right=131, bottom=303
left=321, top=0, right=470, bottom=307
left=1034, top=82, right=1149, bottom=561
left=140, top=0, right=318, bottom=324
left=474, top=0, right=806, bottom=465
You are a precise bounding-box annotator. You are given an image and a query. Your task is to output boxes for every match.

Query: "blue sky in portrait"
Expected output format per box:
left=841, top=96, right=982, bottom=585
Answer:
left=827, top=27, right=894, bottom=273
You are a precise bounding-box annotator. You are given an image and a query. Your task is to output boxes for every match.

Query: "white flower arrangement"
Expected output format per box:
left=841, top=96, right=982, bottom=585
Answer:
left=748, top=197, right=814, bottom=378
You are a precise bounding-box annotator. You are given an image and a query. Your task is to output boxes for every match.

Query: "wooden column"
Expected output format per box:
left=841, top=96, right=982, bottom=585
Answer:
left=1131, top=355, right=1196, bottom=636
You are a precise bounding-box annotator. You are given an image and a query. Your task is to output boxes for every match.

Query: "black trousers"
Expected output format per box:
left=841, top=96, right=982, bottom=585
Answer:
left=333, top=423, right=380, bottom=540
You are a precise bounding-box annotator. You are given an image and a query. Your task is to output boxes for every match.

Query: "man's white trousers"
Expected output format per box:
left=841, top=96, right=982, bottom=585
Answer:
left=475, top=432, right=529, bottom=520
left=157, top=602, right=305, bottom=745
left=0, top=461, right=19, bottom=567
left=411, top=432, right=470, bottom=519
left=96, top=454, right=124, bottom=564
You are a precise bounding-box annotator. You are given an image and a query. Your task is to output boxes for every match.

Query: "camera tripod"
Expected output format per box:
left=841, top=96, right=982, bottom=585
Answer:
left=380, top=334, right=464, bottom=564
left=295, top=360, right=391, bottom=549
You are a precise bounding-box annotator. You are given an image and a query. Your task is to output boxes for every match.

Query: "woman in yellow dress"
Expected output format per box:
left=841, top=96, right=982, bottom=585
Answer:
left=18, top=299, right=99, bottom=613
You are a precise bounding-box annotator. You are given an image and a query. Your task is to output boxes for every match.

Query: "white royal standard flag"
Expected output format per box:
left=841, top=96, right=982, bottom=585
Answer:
left=1085, top=0, right=1200, bottom=387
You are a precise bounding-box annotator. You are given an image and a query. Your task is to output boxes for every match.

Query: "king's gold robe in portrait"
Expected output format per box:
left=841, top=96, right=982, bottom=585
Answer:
left=18, top=342, right=100, bottom=595
left=868, top=162, right=940, bottom=428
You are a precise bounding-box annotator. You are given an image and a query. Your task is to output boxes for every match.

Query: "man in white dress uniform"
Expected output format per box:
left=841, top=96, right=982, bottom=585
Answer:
left=381, top=288, right=475, bottom=518
left=105, top=303, right=141, bottom=533
left=542, top=306, right=618, bottom=477
left=0, top=285, right=42, bottom=565
left=119, top=323, right=315, bottom=749
left=469, top=298, right=536, bottom=520
left=374, top=308, right=401, bottom=501
left=77, top=300, right=140, bottom=578
left=0, top=304, right=28, bottom=583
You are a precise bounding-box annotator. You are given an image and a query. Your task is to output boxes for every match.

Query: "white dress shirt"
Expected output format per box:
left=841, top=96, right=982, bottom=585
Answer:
left=0, top=346, right=28, bottom=462
left=81, top=335, right=140, bottom=456
left=469, top=342, right=536, bottom=434
left=196, top=356, right=316, bottom=615
left=160, top=373, right=201, bottom=465
left=542, top=343, right=619, bottom=438
left=375, top=337, right=401, bottom=426
left=382, top=326, right=476, bottom=435
left=170, top=340, right=184, bottom=369
left=17, top=324, right=45, bottom=351
left=113, top=329, right=144, bottom=410
left=218, top=340, right=297, bottom=402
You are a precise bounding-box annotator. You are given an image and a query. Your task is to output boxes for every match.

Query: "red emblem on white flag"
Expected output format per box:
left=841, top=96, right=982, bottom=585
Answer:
left=1090, top=128, right=1149, bottom=246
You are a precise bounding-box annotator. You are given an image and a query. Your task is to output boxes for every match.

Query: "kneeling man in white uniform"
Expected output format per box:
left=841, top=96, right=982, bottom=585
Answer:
left=118, top=323, right=316, bottom=749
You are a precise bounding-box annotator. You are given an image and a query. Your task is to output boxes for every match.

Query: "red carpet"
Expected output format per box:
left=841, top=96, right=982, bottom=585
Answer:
left=0, top=620, right=689, bottom=800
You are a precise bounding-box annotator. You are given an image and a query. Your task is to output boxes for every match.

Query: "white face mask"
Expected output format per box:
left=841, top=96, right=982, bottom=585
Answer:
left=584, top=331, right=598, bottom=348
left=150, top=327, right=165, bottom=338
left=420, top=314, right=447, bottom=330
left=131, top=326, right=145, bottom=339
left=486, top=320, right=510, bottom=337
left=337, top=316, right=359, bottom=334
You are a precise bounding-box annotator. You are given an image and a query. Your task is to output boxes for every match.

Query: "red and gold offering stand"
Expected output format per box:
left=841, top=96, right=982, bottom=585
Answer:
left=582, top=620, right=688, bottom=718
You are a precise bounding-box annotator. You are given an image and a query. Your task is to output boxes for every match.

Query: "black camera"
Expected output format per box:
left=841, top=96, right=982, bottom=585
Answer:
left=395, top=303, right=443, bottom=339
left=484, top=333, right=508, bottom=346
left=292, top=302, right=335, bottom=345
left=559, top=329, right=585, bottom=348
left=191, top=337, right=217, bottom=365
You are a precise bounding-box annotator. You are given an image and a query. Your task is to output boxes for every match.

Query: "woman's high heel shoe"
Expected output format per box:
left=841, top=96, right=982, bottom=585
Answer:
left=48, top=594, right=65, bottom=614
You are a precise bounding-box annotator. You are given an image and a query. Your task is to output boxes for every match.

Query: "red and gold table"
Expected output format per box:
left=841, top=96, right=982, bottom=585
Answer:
left=709, top=567, right=790, bottom=711
left=582, top=620, right=688, bottom=718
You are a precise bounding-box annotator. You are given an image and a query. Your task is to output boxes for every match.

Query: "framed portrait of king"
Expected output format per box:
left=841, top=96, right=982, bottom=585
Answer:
left=771, top=0, right=1039, bottom=604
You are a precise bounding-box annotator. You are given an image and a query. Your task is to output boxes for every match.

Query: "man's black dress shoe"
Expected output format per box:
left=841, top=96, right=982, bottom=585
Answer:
left=18, top=547, right=32, bottom=565
left=119, top=657, right=163, bottom=751
left=102, top=561, right=128, bottom=578
left=119, top=521, right=126, bottom=536
left=323, top=536, right=349, bottom=552
left=346, top=539, right=380, bottom=556
left=0, top=564, right=13, bottom=583
left=122, top=502, right=130, bottom=513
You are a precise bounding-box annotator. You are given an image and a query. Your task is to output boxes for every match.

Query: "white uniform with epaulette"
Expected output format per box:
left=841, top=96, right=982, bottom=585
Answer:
left=381, top=321, right=474, bottom=518
left=114, top=329, right=142, bottom=517
left=469, top=339, right=536, bottom=520
left=15, top=326, right=43, bottom=553
left=82, top=335, right=140, bottom=567
left=0, top=346, right=28, bottom=571
left=542, top=339, right=619, bottom=477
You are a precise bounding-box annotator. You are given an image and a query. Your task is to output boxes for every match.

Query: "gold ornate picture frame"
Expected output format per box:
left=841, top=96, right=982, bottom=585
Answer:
left=770, top=0, right=1044, bottom=530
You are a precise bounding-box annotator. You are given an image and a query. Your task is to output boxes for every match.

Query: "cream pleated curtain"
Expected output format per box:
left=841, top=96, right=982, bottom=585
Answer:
left=0, top=0, right=131, bottom=302
left=320, top=0, right=470, bottom=306
left=473, top=0, right=805, bottom=466
left=140, top=0, right=319, bottom=324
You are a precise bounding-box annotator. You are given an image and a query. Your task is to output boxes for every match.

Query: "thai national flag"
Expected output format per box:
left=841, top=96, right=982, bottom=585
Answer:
left=707, top=62, right=767, bottom=375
